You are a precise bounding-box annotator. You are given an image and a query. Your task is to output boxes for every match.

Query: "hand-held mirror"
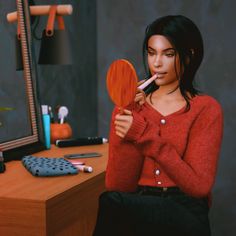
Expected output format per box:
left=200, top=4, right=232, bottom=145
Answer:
left=106, top=59, right=138, bottom=108
left=106, top=59, right=159, bottom=110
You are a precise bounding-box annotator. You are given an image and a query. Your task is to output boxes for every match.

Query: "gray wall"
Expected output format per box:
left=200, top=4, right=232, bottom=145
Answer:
left=97, top=1, right=236, bottom=235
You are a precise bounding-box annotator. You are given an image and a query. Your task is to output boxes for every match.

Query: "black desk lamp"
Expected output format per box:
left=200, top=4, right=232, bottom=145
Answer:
left=38, top=5, right=72, bottom=65
left=7, top=4, right=73, bottom=70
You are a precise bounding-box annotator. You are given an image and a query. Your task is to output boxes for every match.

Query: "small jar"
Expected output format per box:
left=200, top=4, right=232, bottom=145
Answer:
left=50, top=123, right=72, bottom=144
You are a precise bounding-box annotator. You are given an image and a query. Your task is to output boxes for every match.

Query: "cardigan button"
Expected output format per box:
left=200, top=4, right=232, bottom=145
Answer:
left=155, top=169, right=160, bottom=175
left=160, top=119, right=166, bottom=124
left=157, top=181, right=162, bottom=185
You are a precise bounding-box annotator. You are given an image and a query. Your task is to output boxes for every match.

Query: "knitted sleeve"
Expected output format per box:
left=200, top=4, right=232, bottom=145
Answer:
left=125, top=100, right=224, bottom=198
left=105, top=107, right=145, bottom=192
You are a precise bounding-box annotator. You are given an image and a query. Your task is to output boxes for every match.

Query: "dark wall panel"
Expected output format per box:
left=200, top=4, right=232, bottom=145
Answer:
left=97, top=1, right=236, bottom=235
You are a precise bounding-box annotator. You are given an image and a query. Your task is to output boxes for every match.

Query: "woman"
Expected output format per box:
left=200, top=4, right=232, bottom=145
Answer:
left=93, top=15, right=223, bottom=236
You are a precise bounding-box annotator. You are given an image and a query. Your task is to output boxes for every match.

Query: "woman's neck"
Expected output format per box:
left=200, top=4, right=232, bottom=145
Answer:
left=153, top=83, right=183, bottom=102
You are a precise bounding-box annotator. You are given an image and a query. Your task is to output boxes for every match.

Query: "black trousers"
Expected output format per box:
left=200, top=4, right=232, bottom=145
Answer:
left=93, top=188, right=211, bottom=236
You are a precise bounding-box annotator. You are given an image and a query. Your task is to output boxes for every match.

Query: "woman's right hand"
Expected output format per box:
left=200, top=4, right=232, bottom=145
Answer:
left=114, top=109, right=133, bottom=138
left=135, top=80, right=146, bottom=106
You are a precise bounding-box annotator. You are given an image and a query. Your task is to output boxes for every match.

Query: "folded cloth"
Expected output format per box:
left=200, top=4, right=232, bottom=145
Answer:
left=22, top=156, right=78, bottom=177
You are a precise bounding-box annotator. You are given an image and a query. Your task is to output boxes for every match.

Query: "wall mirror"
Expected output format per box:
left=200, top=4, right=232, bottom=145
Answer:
left=0, top=0, right=45, bottom=162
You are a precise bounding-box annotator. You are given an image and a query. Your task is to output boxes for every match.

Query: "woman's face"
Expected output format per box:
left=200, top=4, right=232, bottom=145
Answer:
left=147, top=35, right=181, bottom=87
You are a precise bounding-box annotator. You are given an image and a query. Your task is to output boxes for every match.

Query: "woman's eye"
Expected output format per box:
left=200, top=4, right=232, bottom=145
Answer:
left=165, top=53, right=175, bottom=57
left=148, top=51, right=155, bottom=56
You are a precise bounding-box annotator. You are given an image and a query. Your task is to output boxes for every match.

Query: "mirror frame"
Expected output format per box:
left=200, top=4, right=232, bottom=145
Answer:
left=0, top=0, right=45, bottom=162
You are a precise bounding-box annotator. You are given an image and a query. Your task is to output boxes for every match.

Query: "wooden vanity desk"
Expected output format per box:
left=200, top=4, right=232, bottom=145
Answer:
left=0, top=143, right=108, bottom=236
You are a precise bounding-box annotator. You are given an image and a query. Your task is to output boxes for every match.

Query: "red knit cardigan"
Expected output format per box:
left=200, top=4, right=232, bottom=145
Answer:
left=106, top=95, right=223, bottom=200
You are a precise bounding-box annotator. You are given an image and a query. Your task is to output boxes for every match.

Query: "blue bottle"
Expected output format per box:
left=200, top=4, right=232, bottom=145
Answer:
left=41, top=105, right=51, bottom=149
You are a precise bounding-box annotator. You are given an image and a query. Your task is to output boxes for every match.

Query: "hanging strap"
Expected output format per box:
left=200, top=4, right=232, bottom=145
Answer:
left=57, top=15, right=65, bottom=30
left=46, top=5, right=65, bottom=37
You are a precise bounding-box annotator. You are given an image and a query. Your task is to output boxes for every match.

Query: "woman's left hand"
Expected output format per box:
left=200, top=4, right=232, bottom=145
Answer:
left=114, top=109, right=133, bottom=138
left=135, top=80, right=146, bottom=106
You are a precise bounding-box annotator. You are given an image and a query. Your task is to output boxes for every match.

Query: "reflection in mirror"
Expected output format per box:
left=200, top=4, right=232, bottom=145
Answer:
left=0, top=0, right=45, bottom=161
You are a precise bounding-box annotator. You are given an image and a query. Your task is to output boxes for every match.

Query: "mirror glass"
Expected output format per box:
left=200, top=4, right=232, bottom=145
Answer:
left=0, top=0, right=45, bottom=161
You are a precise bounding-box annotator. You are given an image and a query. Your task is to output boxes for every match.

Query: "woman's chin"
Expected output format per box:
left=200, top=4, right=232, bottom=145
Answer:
left=154, top=78, right=165, bottom=86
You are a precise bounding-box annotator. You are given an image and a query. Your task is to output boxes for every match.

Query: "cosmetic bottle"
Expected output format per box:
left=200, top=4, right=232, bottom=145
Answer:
left=50, top=122, right=72, bottom=144
left=41, top=105, right=51, bottom=149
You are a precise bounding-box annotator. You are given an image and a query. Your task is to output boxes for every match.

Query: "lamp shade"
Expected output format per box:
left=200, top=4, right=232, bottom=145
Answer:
left=38, top=29, right=72, bottom=65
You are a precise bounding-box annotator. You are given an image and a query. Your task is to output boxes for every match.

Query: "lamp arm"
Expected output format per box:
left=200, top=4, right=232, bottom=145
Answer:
left=7, top=4, right=73, bottom=23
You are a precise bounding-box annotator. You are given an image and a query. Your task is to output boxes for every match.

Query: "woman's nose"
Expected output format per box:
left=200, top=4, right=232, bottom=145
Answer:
left=154, top=55, right=162, bottom=67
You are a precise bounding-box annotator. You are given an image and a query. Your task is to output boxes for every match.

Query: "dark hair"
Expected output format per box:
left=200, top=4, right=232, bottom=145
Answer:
left=142, top=15, right=204, bottom=109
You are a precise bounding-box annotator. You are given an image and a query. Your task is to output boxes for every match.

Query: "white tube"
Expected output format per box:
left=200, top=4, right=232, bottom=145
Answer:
left=138, top=73, right=158, bottom=90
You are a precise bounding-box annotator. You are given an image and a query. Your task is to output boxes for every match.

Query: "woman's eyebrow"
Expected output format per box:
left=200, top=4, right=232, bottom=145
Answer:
left=163, top=48, right=175, bottom=52
left=147, top=46, right=175, bottom=52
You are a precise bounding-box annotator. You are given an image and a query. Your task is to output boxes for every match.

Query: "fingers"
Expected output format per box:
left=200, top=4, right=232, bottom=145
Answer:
left=137, top=88, right=146, bottom=97
left=114, top=120, right=130, bottom=138
left=137, top=80, right=145, bottom=86
left=115, top=125, right=126, bottom=138
left=135, top=89, right=146, bottom=105
left=123, top=109, right=132, bottom=115
left=114, top=119, right=128, bottom=127
left=138, top=100, right=145, bottom=106
left=116, top=109, right=132, bottom=119
left=134, top=93, right=144, bottom=102
left=115, top=121, right=131, bottom=138
left=114, top=109, right=133, bottom=138
left=115, top=130, right=125, bottom=138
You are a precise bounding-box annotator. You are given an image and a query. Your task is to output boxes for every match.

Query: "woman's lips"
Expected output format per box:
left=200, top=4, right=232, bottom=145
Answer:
left=156, top=72, right=167, bottom=78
